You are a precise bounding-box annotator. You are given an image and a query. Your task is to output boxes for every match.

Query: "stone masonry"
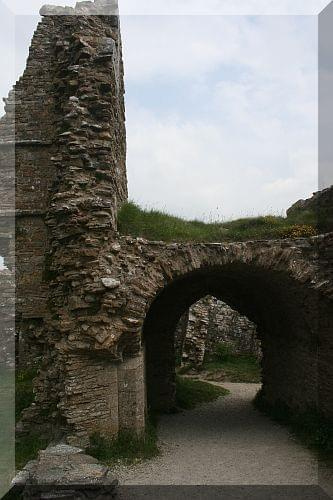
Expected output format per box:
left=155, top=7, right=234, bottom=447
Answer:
left=176, top=296, right=261, bottom=368
left=0, top=268, right=15, bottom=369
left=0, top=0, right=332, bottom=448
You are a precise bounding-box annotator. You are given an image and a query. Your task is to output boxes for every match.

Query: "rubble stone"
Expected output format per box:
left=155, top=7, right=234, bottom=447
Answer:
left=12, top=444, right=118, bottom=499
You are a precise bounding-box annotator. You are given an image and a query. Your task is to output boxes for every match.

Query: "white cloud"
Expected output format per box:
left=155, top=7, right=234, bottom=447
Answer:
left=119, top=0, right=329, bottom=16
left=124, top=15, right=318, bottom=219
left=122, top=15, right=318, bottom=84
left=1, top=0, right=330, bottom=16
left=126, top=103, right=317, bottom=220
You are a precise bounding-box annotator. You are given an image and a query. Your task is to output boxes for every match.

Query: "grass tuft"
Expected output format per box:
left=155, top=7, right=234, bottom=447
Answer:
left=87, top=424, right=159, bottom=466
left=175, top=375, right=229, bottom=410
left=118, top=202, right=318, bottom=243
left=15, top=433, right=50, bottom=471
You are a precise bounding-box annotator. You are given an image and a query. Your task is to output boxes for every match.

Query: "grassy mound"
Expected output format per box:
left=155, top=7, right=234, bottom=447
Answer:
left=179, top=353, right=262, bottom=384
left=203, top=355, right=262, bottom=383
left=118, top=202, right=317, bottom=243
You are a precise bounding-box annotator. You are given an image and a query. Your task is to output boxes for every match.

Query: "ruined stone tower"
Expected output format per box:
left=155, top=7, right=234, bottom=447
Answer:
left=0, top=1, right=136, bottom=444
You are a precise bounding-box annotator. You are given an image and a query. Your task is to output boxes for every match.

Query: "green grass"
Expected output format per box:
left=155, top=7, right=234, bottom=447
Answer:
left=15, top=367, right=38, bottom=422
left=87, top=424, right=159, bottom=466
left=15, top=366, right=52, bottom=470
left=254, top=389, right=333, bottom=458
left=15, top=433, right=50, bottom=471
left=203, top=354, right=262, bottom=383
left=175, top=375, right=229, bottom=410
left=118, top=202, right=318, bottom=243
left=0, top=368, right=15, bottom=496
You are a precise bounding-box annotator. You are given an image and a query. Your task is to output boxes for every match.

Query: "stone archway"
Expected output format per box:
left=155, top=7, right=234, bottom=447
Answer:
left=142, top=262, right=320, bottom=415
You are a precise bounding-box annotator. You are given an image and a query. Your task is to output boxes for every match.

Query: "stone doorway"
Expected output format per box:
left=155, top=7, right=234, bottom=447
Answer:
left=142, top=264, right=319, bottom=416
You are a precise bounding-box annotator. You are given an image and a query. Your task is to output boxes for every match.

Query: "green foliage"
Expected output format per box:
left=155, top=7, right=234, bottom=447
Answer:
left=15, top=433, right=50, bottom=470
left=118, top=202, right=226, bottom=242
left=87, top=424, right=159, bottom=465
left=254, top=389, right=333, bottom=457
left=175, top=375, right=229, bottom=410
left=203, top=353, right=262, bottom=383
left=14, top=366, right=51, bottom=470
left=278, top=224, right=317, bottom=239
left=15, top=367, right=38, bottom=421
left=118, top=202, right=318, bottom=243
left=177, top=364, right=195, bottom=375
left=286, top=208, right=318, bottom=226
left=213, top=342, right=234, bottom=362
left=1, top=487, right=23, bottom=500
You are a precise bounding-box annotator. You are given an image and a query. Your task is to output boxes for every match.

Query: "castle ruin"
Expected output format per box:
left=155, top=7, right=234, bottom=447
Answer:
left=0, top=1, right=332, bottom=448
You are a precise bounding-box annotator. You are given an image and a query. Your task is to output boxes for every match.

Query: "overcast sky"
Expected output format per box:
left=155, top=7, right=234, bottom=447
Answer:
left=0, top=0, right=331, bottom=220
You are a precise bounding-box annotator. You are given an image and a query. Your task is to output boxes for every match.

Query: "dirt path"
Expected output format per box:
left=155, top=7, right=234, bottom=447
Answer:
left=115, top=383, right=320, bottom=486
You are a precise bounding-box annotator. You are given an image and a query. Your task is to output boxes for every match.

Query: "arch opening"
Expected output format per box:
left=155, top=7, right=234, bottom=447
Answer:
left=174, top=295, right=262, bottom=373
left=143, top=263, right=319, bottom=415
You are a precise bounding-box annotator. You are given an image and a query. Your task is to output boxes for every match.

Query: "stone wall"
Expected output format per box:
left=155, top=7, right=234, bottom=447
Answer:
left=0, top=1, right=127, bottom=370
left=0, top=2, right=129, bottom=443
left=1, top=15, right=62, bottom=368
left=0, top=268, right=15, bottom=368
left=40, top=8, right=129, bottom=443
left=176, top=296, right=261, bottom=368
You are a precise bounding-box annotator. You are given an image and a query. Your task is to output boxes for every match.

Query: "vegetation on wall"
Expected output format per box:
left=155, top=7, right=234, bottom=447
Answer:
left=118, top=202, right=317, bottom=243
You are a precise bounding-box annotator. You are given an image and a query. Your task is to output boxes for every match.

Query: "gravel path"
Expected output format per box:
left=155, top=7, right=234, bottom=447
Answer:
left=115, top=383, right=319, bottom=486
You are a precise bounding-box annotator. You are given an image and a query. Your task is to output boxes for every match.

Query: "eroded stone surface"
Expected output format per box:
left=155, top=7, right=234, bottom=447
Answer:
left=40, top=0, right=118, bottom=16
left=175, top=296, right=261, bottom=368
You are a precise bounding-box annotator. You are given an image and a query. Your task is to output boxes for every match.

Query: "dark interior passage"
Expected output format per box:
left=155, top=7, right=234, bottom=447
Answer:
left=143, top=264, right=320, bottom=415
